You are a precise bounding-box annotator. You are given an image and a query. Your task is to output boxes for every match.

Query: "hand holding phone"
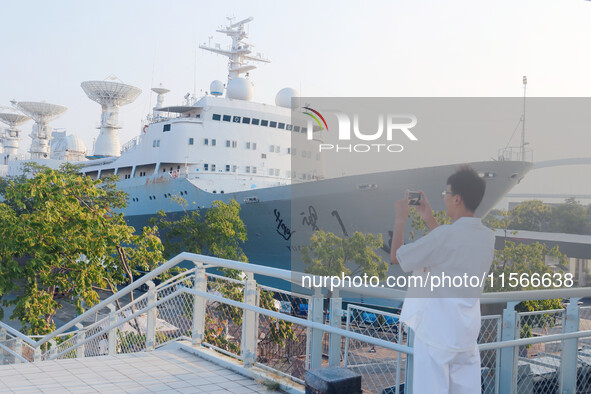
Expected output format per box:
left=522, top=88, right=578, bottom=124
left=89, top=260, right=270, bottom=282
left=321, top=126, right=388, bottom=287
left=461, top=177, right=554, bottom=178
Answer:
left=408, top=191, right=421, bottom=206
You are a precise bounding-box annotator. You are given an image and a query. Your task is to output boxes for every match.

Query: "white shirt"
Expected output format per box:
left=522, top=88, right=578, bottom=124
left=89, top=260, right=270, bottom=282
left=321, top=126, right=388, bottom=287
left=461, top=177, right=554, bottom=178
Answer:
left=396, top=217, right=495, bottom=352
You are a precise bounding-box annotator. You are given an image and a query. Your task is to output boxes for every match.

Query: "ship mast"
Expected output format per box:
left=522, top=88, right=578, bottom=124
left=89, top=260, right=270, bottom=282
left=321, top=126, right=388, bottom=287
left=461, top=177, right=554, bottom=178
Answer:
left=199, top=17, right=270, bottom=85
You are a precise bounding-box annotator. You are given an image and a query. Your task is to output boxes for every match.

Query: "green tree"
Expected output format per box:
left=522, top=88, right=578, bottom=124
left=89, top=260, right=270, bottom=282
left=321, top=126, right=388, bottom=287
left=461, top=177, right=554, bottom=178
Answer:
left=548, top=197, right=587, bottom=234
left=0, top=164, right=165, bottom=335
left=153, top=198, right=296, bottom=352
left=301, top=231, right=387, bottom=280
left=507, top=200, right=551, bottom=232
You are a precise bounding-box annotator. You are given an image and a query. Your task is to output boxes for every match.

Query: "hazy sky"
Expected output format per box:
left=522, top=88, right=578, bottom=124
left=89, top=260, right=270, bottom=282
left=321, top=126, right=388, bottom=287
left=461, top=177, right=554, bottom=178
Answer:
left=1, top=0, right=591, bottom=207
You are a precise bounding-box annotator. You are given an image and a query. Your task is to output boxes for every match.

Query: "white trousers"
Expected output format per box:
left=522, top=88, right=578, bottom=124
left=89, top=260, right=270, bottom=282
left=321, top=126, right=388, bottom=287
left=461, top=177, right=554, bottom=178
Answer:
left=412, top=337, right=481, bottom=394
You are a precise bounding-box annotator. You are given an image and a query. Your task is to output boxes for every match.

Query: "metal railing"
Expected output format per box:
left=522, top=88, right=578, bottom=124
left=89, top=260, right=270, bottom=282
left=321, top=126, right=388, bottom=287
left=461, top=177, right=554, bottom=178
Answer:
left=1, top=252, right=591, bottom=394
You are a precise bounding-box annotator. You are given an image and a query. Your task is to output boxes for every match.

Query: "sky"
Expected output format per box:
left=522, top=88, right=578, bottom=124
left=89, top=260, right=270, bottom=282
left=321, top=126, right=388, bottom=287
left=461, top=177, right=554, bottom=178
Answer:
left=1, top=0, right=591, bottom=207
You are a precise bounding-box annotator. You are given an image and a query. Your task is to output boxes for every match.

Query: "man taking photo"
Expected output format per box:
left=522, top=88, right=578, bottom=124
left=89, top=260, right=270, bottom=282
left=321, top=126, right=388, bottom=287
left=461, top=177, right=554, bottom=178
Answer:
left=390, top=166, right=495, bottom=394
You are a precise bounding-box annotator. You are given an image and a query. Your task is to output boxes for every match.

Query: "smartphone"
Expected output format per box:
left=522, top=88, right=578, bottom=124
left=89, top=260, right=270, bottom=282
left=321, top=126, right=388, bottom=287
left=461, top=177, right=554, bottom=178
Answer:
left=408, top=191, right=421, bottom=206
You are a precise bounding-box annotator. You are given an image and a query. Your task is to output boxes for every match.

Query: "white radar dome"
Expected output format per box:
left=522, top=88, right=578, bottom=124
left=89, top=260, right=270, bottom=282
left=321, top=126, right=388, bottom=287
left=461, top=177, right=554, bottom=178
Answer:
left=226, top=78, right=253, bottom=101
left=210, top=80, right=225, bottom=96
left=275, top=87, right=299, bottom=109
left=66, top=135, right=87, bottom=153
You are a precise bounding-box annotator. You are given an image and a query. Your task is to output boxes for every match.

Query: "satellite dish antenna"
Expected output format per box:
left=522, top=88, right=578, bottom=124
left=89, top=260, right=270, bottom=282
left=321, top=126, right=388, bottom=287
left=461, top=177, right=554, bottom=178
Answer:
left=151, top=84, right=170, bottom=118
left=0, top=111, right=30, bottom=161
left=16, top=102, right=67, bottom=159
left=81, top=78, right=141, bottom=157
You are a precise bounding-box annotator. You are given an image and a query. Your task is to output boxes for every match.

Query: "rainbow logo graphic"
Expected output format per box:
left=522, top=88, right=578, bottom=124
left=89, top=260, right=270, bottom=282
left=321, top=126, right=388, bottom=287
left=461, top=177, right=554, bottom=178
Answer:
left=303, top=107, right=329, bottom=131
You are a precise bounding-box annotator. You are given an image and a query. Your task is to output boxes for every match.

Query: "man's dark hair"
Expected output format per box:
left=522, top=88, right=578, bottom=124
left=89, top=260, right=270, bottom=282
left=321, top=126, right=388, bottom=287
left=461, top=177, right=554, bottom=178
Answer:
left=447, top=166, right=486, bottom=212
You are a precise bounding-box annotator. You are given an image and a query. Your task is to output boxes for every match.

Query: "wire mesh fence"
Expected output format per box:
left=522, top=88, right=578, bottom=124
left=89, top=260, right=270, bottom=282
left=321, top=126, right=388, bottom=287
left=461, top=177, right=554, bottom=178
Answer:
left=514, top=309, right=565, bottom=394
left=344, top=305, right=404, bottom=394
left=479, top=315, right=502, bottom=394
left=256, top=284, right=311, bottom=382
left=202, top=273, right=245, bottom=359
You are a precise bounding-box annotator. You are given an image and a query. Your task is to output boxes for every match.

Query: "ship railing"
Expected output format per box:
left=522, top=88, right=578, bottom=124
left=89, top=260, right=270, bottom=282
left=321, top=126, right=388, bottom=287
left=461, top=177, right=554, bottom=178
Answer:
left=1, top=252, right=591, bottom=393
left=498, top=146, right=534, bottom=162
left=121, top=135, right=142, bottom=153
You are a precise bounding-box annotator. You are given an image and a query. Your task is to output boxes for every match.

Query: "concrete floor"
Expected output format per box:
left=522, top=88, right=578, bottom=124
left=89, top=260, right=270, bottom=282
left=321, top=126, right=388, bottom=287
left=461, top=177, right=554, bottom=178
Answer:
left=0, top=347, right=277, bottom=393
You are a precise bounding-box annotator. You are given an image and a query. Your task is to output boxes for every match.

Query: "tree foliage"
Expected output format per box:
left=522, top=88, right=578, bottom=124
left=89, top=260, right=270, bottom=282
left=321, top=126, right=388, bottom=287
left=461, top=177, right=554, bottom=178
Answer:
left=548, top=197, right=587, bottom=234
left=153, top=198, right=296, bottom=351
left=301, top=231, right=387, bottom=280
left=483, top=198, right=590, bottom=235
left=0, top=164, right=165, bottom=335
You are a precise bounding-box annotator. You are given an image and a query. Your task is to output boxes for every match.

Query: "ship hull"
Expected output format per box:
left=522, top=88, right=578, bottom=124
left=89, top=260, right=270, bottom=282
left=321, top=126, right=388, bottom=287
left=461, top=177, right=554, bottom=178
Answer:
left=121, top=160, right=532, bottom=289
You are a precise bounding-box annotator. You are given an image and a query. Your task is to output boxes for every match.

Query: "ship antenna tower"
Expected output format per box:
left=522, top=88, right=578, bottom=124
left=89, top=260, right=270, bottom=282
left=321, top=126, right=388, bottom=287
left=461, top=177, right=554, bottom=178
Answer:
left=199, top=17, right=270, bottom=85
left=15, top=102, right=66, bottom=159
left=81, top=76, right=141, bottom=157
left=0, top=109, right=30, bottom=163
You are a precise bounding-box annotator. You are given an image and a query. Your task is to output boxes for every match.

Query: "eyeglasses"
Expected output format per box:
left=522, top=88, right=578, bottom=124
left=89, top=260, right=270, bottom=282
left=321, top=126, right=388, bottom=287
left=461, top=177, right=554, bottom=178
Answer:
left=441, top=190, right=453, bottom=199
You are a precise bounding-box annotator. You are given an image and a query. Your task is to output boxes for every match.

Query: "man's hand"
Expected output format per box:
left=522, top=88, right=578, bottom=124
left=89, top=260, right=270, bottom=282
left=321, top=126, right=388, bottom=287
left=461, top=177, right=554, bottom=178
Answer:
left=394, top=191, right=411, bottom=224
left=391, top=191, right=410, bottom=265
left=416, top=190, right=438, bottom=231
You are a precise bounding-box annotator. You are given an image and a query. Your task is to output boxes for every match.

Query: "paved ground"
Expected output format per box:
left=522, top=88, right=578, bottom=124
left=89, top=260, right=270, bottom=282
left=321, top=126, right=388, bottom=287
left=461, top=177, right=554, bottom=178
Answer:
left=0, top=348, right=276, bottom=393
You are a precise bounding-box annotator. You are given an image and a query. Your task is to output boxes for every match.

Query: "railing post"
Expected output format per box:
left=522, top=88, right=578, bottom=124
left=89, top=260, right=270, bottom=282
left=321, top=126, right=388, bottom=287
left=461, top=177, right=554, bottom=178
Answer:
left=0, top=327, right=5, bottom=364
left=328, top=289, right=342, bottom=367
left=33, top=346, right=41, bottom=362
left=75, top=323, right=85, bottom=358
left=499, top=301, right=518, bottom=394
left=146, top=281, right=156, bottom=351
left=49, top=339, right=57, bottom=360
left=405, top=328, right=414, bottom=394
left=561, top=297, right=580, bottom=394
left=192, top=262, right=206, bottom=346
left=309, top=287, right=324, bottom=370
left=15, top=339, right=22, bottom=364
left=242, top=272, right=257, bottom=367
left=107, top=304, right=117, bottom=355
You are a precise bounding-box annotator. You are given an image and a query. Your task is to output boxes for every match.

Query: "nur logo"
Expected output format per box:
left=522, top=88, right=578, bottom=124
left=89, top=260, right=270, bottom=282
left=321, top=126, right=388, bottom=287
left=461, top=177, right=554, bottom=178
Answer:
left=302, top=106, right=418, bottom=153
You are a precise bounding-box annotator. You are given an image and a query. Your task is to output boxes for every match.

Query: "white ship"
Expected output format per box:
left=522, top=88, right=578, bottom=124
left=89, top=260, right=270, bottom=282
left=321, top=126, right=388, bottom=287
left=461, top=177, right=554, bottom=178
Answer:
left=0, top=17, right=532, bottom=277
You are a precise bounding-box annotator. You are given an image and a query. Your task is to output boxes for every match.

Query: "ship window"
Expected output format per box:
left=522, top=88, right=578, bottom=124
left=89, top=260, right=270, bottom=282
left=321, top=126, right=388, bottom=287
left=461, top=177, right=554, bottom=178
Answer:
left=177, top=165, right=180, bottom=169
left=204, top=163, right=209, bottom=171
left=301, top=127, right=307, bottom=134
left=286, top=124, right=293, bottom=131
left=246, top=166, right=250, bottom=173
left=261, top=120, right=269, bottom=127
left=252, top=143, right=257, bottom=150
left=212, top=139, right=216, bottom=146
left=252, top=167, right=257, bottom=174
left=278, top=123, right=285, bottom=129
left=212, top=114, right=221, bottom=121
left=294, top=126, right=300, bottom=132
left=211, top=164, right=216, bottom=171
left=232, top=165, right=237, bottom=172
left=287, top=147, right=291, bottom=154
left=222, top=115, right=231, bottom=122
left=189, top=138, right=194, bottom=145
left=233, top=116, right=241, bottom=123
left=232, top=140, right=237, bottom=148
left=261, top=154, right=267, bottom=159
left=226, top=140, right=231, bottom=147
left=269, top=145, right=274, bottom=153
left=242, top=117, right=251, bottom=124
left=252, top=118, right=260, bottom=125
left=204, top=138, right=209, bottom=145
left=163, top=124, right=171, bottom=132
left=269, top=121, right=277, bottom=128
left=246, top=142, right=251, bottom=149
left=225, top=165, right=230, bottom=172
